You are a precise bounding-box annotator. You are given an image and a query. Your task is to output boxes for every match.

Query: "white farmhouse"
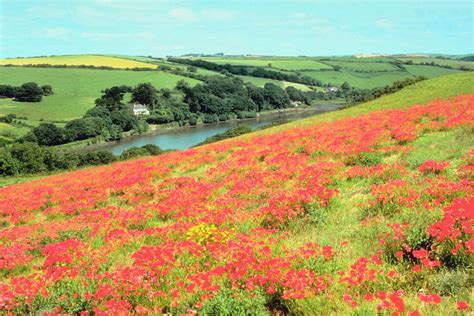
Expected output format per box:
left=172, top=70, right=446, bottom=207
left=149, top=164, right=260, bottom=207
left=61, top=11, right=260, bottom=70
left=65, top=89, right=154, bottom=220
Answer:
left=132, top=103, right=150, bottom=115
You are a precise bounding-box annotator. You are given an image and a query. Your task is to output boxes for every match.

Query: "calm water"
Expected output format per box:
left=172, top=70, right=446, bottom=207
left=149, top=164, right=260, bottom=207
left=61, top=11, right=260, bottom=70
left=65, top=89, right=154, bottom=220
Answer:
left=100, top=105, right=341, bottom=155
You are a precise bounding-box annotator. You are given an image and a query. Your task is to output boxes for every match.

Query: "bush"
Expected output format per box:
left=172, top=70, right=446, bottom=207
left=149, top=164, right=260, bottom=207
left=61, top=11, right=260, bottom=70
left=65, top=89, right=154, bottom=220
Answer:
left=14, top=82, right=44, bottom=102
left=120, top=147, right=149, bottom=160
left=0, top=149, right=20, bottom=176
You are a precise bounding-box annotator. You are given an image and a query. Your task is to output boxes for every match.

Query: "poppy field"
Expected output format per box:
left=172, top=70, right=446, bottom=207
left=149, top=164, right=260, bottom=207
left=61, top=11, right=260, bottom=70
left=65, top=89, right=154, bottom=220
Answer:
left=0, top=94, right=473, bottom=315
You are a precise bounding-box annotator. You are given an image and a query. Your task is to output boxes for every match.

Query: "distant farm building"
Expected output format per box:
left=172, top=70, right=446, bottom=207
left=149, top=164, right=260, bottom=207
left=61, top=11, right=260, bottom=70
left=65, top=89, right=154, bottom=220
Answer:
left=326, top=86, right=339, bottom=93
left=132, top=103, right=150, bottom=115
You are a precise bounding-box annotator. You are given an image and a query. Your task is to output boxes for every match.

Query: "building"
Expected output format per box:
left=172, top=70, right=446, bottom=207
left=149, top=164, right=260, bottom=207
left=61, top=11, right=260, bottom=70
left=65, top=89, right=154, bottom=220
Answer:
left=326, top=86, right=339, bottom=93
left=132, top=103, right=150, bottom=116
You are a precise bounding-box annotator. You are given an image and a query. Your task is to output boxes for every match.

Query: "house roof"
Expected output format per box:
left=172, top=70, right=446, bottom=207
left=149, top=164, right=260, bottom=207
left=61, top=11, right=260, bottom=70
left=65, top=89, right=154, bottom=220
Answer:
left=132, top=103, right=148, bottom=110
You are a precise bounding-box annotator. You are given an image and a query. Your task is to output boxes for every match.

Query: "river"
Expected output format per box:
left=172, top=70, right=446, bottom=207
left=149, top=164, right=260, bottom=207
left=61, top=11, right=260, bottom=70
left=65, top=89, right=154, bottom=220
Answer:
left=94, top=105, right=341, bottom=155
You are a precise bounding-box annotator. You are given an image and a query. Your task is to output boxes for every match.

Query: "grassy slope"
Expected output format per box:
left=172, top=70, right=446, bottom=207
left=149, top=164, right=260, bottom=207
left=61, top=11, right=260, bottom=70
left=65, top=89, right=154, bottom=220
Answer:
left=237, top=75, right=314, bottom=91
left=0, top=55, right=156, bottom=69
left=394, top=57, right=474, bottom=70
left=0, top=67, right=200, bottom=122
left=303, top=70, right=413, bottom=89
left=0, top=73, right=472, bottom=314
left=201, top=57, right=332, bottom=70
left=252, top=72, right=474, bottom=136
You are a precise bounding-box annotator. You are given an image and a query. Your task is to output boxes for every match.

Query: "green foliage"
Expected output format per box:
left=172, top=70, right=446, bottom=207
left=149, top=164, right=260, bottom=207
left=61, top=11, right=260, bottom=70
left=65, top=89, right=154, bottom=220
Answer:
left=200, top=288, right=268, bottom=316
left=120, top=147, right=149, bottom=160
left=196, top=124, right=253, bottom=146
left=30, top=123, right=66, bottom=146
left=131, top=82, right=158, bottom=107
left=13, top=82, right=44, bottom=102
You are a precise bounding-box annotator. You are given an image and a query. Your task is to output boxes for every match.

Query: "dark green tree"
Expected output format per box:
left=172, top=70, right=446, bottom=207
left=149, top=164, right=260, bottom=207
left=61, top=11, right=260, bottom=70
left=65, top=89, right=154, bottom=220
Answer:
left=15, top=82, right=43, bottom=102
left=131, top=83, right=158, bottom=108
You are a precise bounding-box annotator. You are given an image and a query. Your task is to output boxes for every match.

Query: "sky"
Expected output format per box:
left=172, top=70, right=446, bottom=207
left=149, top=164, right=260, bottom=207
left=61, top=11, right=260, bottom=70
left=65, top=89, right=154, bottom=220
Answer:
left=0, top=0, right=472, bottom=58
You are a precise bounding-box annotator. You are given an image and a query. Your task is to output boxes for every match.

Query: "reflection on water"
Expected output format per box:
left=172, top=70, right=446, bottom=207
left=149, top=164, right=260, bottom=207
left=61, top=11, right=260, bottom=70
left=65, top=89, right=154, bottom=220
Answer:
left=100, top=105, right=341, bottom=155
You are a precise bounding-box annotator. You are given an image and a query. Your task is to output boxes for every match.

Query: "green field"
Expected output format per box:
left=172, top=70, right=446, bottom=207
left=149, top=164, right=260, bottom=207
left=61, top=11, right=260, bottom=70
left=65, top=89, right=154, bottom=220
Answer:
left=302, top=70, right=412, bottom=89
left=404, top=64, right=461, bottom=77
left=237, top=75, right=314, bottom=91
left=0, top=67, right=200, bottom=123
left=0, top=55, right=157, bottom=69
left=394, top=57, right=474, bottom=70
left=258, top=72, right=474, bottom=133
left=202, top=57, right=332, bottom=70
left=320, top=60, right=399, bottom=71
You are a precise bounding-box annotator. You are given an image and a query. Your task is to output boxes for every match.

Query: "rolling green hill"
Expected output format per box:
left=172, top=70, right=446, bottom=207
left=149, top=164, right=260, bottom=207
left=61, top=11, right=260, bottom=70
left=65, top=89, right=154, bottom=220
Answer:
left=0, top=66, right=199, bottom=124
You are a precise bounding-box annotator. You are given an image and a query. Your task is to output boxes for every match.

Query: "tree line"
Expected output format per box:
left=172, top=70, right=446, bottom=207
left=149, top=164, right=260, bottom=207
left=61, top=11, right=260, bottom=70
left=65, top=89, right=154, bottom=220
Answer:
left=167, top=58, right=325, bottom=87
left=0, top=82, right=53, bottom=102
left=0, top=142, right=164, bottom=177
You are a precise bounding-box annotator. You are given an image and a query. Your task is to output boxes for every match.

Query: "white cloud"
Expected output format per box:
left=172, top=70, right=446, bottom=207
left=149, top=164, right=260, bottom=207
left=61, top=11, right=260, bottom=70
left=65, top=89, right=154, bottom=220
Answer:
left=169, top=8, right=197, bottom=22
left=43, top=27, right=71, bottom=39
left=375, top=19, right=393, bottom=29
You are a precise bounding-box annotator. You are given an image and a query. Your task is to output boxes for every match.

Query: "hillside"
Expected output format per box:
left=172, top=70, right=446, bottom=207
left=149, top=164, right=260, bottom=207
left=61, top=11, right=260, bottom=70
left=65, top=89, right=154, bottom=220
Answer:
left=0, top=67, right=200, bottom=135
left=0, top=55, right=156, bottom=69
left=0, top=74, right=473, bottom=314
left=199, top=55, right=469, bottom=89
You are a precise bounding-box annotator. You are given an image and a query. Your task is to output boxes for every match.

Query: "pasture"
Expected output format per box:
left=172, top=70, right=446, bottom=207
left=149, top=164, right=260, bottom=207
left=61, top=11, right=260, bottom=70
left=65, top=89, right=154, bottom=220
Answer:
left=0, top=67, right=200, bottom=122
left=202, top=57, right=332, bottom=70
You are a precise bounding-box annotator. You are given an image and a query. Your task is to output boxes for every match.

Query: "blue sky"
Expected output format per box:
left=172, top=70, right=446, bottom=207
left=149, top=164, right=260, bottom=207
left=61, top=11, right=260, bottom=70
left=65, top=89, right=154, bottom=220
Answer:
left=1, top=0, right=472, bottom=58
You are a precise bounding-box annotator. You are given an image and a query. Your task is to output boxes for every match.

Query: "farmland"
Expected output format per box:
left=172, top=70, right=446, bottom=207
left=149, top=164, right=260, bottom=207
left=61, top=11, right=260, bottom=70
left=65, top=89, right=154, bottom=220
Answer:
left=0, top=67, right=199, bottom=122
left=0, top=55, right=156, bottom=69
left=0, top=73, right=473, bottom=314
left=201, top=57, right=332, bottom=70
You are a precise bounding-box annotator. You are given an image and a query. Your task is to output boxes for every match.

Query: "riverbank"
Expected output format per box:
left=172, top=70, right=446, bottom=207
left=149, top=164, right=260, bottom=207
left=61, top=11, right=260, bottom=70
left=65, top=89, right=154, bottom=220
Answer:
left=65, top=103, right=345, bottom=154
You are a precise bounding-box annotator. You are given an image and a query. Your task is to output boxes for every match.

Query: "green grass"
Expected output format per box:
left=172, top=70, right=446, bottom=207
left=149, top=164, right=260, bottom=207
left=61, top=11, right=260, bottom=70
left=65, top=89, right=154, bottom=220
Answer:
left=321, top=60, right=398, bottom=71
left=237, top=75, right=314, bottom=91
left=201, top=57, right=332, bottom=70
left=0, top=67, right=200, bottom=122
left=394, top=57, right=474, bottom=70
left=403, top=64, right=461, bottom=78
left=302, top=70, right=413, bottom=89
left=0, top=55, right=157, bottom=69
left=253, top=72, right=474, bottom=132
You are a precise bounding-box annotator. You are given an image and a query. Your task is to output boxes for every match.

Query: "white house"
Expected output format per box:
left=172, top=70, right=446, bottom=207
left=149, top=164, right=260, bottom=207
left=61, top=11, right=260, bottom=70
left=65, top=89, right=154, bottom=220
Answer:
left=326, top=86, right=339, bottom=93
left=132, top=103, right=150, bottom=115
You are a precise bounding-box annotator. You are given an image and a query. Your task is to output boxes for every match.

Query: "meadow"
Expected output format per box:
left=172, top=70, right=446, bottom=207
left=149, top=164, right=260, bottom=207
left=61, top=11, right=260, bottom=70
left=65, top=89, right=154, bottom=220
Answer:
left=0, top=73, right=472, bottom=314
left=0, top=67, right=199, bottom=122
left=0, top=55, right=156, bottom=69
left=201, top=57, right=332, bottom=70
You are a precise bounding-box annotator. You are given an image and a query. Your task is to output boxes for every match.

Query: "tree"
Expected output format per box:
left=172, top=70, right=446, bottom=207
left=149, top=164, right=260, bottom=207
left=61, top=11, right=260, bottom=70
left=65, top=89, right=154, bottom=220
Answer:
left=41, top=85, right=53, bottom=96
left=131, top=83, right=158, bottom=107
left=95, top=85, right=132, bottom=111
left=0, top=149, right=19, bottom=176
left=10, top=142, right=45, bottom=173
left=31, top=123, right=66, bottom=146
left=65, top=118, right=105, bottom=141
left=120, top=147, right=149, bottom=160
left=263, top=83, right=290, bottom=109
left=15, top=82, right=43, bottom=102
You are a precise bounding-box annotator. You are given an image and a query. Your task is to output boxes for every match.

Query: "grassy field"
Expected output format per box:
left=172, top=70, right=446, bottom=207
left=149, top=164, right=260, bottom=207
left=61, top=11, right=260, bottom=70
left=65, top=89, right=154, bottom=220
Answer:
left=237, top=75, right=314, bottom=91
left=0, top=72, right=472, bottom=314
left=202, top=57, right=332, bottom=70
left=320, top=60, right=399, bottom=71
left=303, top=70, right=413, bottom=89
left=0, top=67, right=200, bottom=133
left=264, top=72, right=474, bottom=132
left=394, top=57, right=474, bottom=70
left=403, top=64, right=461, bottom=77
left=0, top=55, right=156, bottom=69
